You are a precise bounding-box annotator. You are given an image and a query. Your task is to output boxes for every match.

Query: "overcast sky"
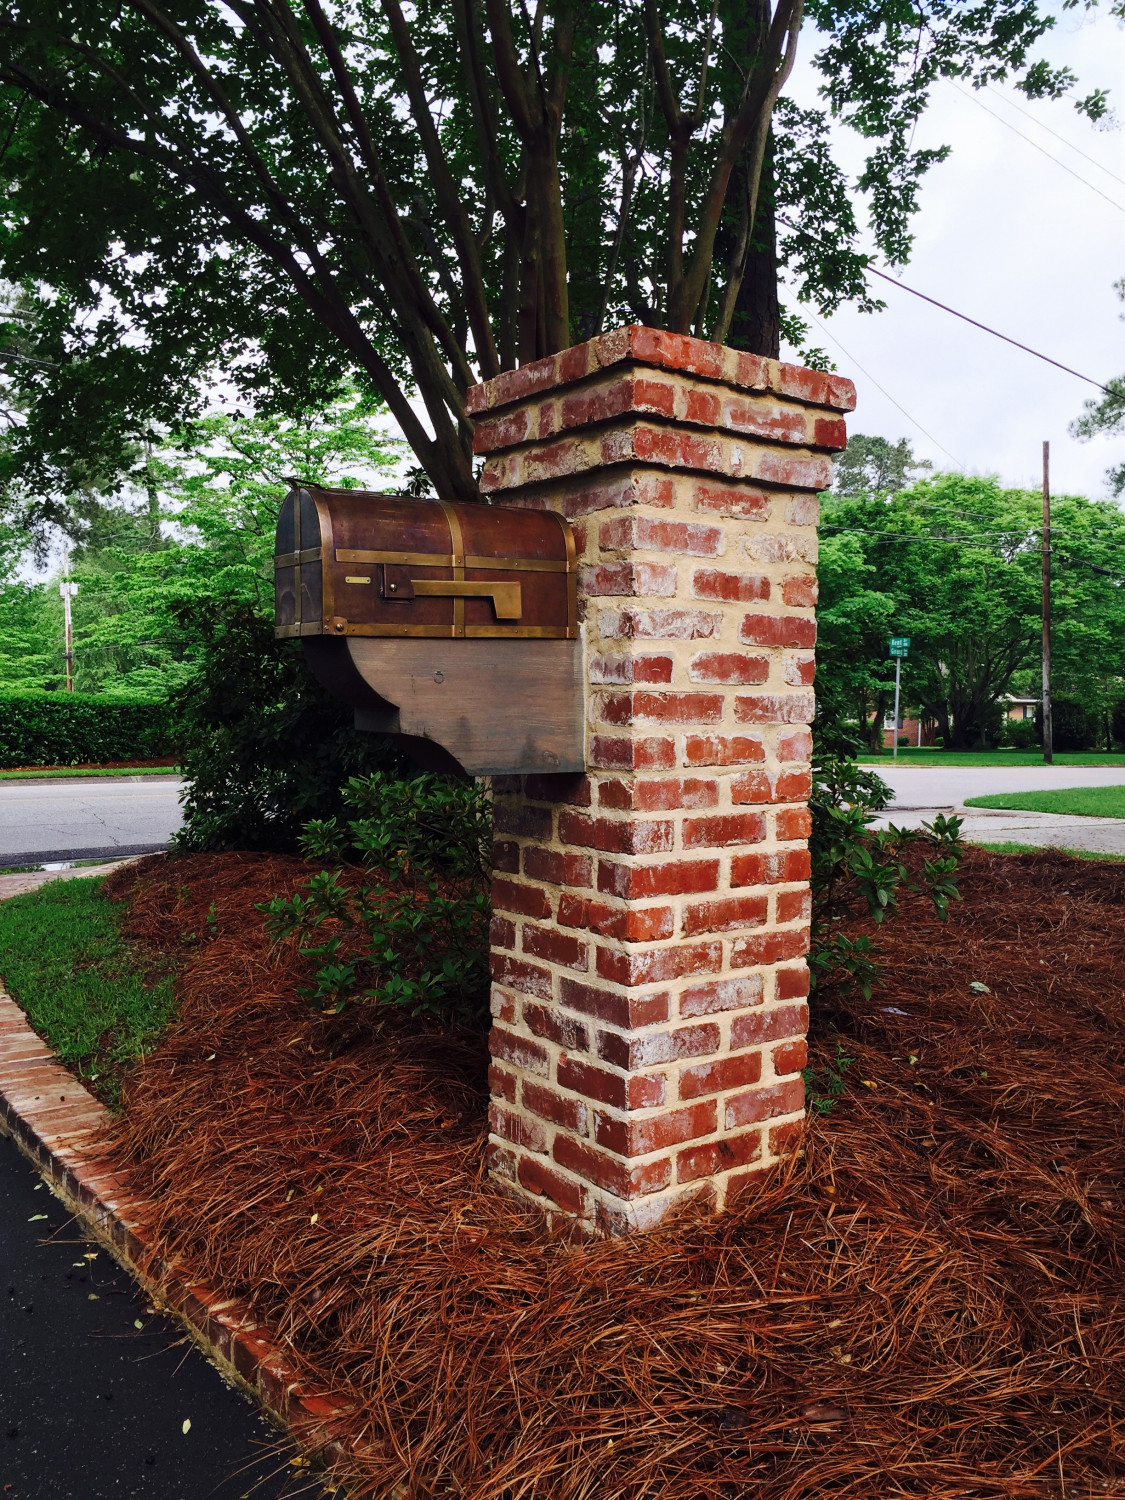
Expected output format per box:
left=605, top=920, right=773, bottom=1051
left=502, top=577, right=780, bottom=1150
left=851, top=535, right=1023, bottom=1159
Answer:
left=782, top=8, right=1125, bottom=500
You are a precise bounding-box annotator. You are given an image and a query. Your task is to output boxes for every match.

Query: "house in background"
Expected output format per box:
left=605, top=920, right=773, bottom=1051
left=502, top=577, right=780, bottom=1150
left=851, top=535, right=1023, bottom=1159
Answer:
left=1002, top=696, right=1039, bottom=721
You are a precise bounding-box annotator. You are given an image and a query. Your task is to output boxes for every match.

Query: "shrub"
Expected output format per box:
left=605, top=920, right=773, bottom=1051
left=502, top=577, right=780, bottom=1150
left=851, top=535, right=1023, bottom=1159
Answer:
left=809, top=754, right=964, bottom=998
left=999, top=716, right=1039, bottom=751
left=169, top=603, right=411, bottom=852
left=262, top=772, right=491, bottom=1024
left=1111, top=700, right=1125, bottom=751
left=0, top=690, right=173, bottom=767
left=1038, top=696, right=1097, bottom=753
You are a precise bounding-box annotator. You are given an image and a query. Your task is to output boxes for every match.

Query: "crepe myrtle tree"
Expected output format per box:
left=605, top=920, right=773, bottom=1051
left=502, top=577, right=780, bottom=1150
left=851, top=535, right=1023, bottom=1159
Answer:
left=0, top=0, right=1112, bottom=512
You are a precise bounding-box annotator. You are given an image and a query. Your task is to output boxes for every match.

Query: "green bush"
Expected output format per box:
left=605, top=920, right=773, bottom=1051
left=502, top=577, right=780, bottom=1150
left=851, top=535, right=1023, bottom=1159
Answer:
left=1037, top=695, right=1098, bottom=753
left=169, top=603, right=410, bottom=853
left=999, top=716, right=1039, bottom=750
left=0, top=689, right=173, bottom=768
left=1111, top=700, right=1125, bottom=751
left=809, top=754, right=964, bottom=998
left=262, top=771, right=491, bottom=1025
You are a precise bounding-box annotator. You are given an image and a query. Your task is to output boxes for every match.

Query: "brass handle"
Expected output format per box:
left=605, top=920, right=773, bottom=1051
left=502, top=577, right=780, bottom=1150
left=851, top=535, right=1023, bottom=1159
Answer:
left=410, top=579, right=522, bottom=620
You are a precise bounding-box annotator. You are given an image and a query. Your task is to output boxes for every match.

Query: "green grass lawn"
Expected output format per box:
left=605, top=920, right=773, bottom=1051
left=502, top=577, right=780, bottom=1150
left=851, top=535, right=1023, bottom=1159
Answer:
left=963, top=785, right=1125, bottom=817
left=857, top=749, right=1125, bottom=767
left=972, top=840, right=1125, bottom=863
left=0, top=764, right=180, bottom=780
left=0, top=876, right=175, bottom=1107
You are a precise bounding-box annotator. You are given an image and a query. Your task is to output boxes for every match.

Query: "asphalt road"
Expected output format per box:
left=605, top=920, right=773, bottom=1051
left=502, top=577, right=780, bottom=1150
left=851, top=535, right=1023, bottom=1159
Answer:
left=0, top=780, right=185, bottom=867
left=871, top=764, right=1125, bottom=854
left=0, top=1129, right=322, bottom=1500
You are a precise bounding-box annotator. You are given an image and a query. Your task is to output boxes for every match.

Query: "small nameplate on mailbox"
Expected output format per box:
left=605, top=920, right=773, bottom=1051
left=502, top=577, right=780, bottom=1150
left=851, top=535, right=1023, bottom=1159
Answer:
left=274, top=486, right=576, bottom=641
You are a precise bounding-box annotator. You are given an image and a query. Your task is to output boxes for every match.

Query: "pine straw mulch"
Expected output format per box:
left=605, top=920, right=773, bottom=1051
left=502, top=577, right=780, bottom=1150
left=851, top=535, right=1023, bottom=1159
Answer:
left=97, top=847, right=1125, bottom=1500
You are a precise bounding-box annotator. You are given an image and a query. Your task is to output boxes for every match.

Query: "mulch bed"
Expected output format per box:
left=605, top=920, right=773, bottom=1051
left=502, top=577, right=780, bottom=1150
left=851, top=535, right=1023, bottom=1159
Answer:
left=97, top=848, right=1125, bottom=1499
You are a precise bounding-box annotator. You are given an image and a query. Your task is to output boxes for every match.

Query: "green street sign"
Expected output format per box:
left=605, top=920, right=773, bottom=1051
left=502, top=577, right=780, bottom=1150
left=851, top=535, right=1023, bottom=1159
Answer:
left=889, top=636, right=910, bottom=658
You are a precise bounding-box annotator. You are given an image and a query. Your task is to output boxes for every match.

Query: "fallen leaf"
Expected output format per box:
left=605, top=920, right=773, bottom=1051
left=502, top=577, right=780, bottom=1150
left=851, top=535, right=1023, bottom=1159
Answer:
left=134, top=1320, right=144, bottom=1330
left=28, top=1214, right=46, bottom=1222
left=860, top=1080, right=878, bottom=1090
left=970, top=980, right=990, bottom=994
left=310, top=1213, right=318, bottom=1225
left=182, top=1419, right=191, bottom=1435
left=88, top=1294, right=99, bottom=1301
left=908, top=1055, right=918, bottom=1066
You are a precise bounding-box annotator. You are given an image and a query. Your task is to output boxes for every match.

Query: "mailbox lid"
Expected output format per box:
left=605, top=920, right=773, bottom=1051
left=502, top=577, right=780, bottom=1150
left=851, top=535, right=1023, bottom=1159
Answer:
left=275, top=486, right=576, bottom=640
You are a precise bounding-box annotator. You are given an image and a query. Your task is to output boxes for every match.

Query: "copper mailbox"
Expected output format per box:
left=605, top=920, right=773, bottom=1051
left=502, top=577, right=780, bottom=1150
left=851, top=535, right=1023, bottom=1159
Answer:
left=275, top=485, right=584, bottom=775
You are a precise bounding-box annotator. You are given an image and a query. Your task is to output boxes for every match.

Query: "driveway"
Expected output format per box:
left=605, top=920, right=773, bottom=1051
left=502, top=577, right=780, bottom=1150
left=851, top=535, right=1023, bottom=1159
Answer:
left=870, top=764, right=1125, bottom=855
left=0, top=778, right=185, bottom=867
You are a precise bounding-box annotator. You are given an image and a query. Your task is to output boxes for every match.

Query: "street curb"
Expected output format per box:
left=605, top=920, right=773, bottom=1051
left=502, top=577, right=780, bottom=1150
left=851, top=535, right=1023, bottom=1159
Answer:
left=0, top=990, right=363, bottom=1491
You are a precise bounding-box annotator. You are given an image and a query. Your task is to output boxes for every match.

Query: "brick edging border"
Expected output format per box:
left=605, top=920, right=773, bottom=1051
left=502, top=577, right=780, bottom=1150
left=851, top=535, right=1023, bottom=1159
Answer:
left=0, top=990, right=361, bottom=1488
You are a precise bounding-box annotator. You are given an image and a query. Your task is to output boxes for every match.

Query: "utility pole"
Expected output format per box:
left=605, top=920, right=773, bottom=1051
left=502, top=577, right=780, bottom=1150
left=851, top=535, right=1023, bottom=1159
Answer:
left=59, top=547, right=78, bottom=693
left=1041, top=441, right=1052, bottom=765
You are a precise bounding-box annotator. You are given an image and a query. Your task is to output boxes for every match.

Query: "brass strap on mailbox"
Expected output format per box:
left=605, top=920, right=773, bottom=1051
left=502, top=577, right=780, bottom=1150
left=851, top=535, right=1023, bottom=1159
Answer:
left=410, top=578, right=521, bottom=619
left=435, top=497, right=467, bottom=637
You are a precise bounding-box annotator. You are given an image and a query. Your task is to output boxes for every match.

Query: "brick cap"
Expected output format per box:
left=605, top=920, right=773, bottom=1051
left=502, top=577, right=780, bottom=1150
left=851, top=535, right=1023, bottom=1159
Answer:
left=466, top=325, right=856, bottom=418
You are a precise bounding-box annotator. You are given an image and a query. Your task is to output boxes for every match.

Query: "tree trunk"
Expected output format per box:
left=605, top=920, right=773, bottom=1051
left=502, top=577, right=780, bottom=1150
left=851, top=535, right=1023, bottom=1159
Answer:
left=727, top=145, right=780, bottom=358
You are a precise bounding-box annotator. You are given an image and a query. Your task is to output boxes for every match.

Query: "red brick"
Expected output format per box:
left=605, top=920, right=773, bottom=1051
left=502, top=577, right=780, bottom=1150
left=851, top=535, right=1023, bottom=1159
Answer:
left=558, top=811, right=674, bottom=854
left=558, top=893, right=674, bottom=942
left=813, top=414, right=849, bottom=449
left=692, top=569, right=770, bottom=602
left=735, top=693, right=815, bottom=725
left=599, top=516, right=723, bottom=556
left=492, top=839, right=519, bottom=874
left=594, top=1100, right=717, bottom=1156
left=769, top=1119, right=805, bottom=1156
left=786, top=495, right=820, bottom=525
left=489, top=1102, right=548, bottom=1153
left=489, top=1026, right=549, bottom=1076
left=557, top=1056, right=664, bottom=1109
left=682, top=893, right=768, bottom=936
left=522, top=846, right=593, bottom=888
left=596, top=1023, right=720, bottom=1069
left=730, top=848, right=811, bottom=887
left=522, top=1080, right=588, bottom=1132
left=491, top=954, right=553, bottom=1000
left=781, top=575, right=818, bottom=607
left=776, top=965, right=810, bottom=999
left=599, top=607, right=719, bottom=640
left=676, top=1128, right=762, bottom=1183
left=579, top=561, right=678, bottom=597
left=725, top=1078, right=805, bottom=1129
left=777, top=889, right=812, bottom=923
left=493, top=802, right=553, bottom=839
left=553, top=1136, right=671, bottom=1198
left=731, top=928, right=810, bottom=966
left=679, top=1050, right=762, bottom=1100
left=492, top=878, right=552, bottom=920
left=730, top=1002, right=809, bottom=1050
left=521, top=772, right=592, bottom=804
left=729, top=770, right=772, bottom=804
left=739, top=614, right=816, bottom=648
left=558, top=978, right=669, bottom=1029
left=517, top=1156, right=587, bottom=1214
left=599, top=691, right=724, bottom=726
left=488, top=1064, right=517, bottom=1102
left=683, top=734, right=765, bottom=766
left=776, top=806, right=812, bottom=839
left=522, top=923, right=588, bottom=971
left=680, top=975, right=764, bottom=1017
left=693, top=480, right=772, bottom=520
left=598, top=858, right=719, bottom=900
left=773, top=1039, right=808, bottom=1075
left=777, top=729, right=813, bottom=762
left=522, top=1001, right=589, bottom=1051
left=684, top=387, right=722, bottom=425
left=775, top=769, right=812, bottom=802
left=784, top=655, right=817, bottom=686
left=683, top=812, right=765, bottom=848
left=490, top=914, right=516, bottom=950
left=596, top=941, right=722, bottom=987
left=490, top=986, right=516, bottom=1023
left=589, top=735, right=676, bottom=771
left=598, top=776, right=718, bottom=812
left=589, top=654, right=674, bottom=685
left=689, top=652, right=769, bottom=685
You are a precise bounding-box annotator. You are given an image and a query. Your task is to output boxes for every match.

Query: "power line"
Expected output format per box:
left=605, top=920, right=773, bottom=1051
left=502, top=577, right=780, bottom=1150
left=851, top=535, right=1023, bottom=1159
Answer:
left=952, top=82, right=1125, bottom=216
left=983, top=84, right=1125, bottom=193
left=802, top=309, right=965, bottom=469
left=866, top=268, right=1111, bottom=393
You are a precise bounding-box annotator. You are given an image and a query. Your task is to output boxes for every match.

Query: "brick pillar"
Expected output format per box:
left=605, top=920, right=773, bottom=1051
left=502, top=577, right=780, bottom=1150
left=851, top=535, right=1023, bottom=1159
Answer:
left=467, top=326, right=854, bottom=1236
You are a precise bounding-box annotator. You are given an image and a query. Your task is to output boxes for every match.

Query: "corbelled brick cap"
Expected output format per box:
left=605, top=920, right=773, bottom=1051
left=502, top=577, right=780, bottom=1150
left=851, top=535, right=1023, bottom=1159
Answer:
left=473, top=326, right=850, bottom=1237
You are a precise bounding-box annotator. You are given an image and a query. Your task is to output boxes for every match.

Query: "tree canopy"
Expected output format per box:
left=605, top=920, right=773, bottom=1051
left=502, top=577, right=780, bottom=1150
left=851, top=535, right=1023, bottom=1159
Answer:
left=819, top=458, right=1125, bottom=750
left=0, top=0, right=1111, bottom=510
